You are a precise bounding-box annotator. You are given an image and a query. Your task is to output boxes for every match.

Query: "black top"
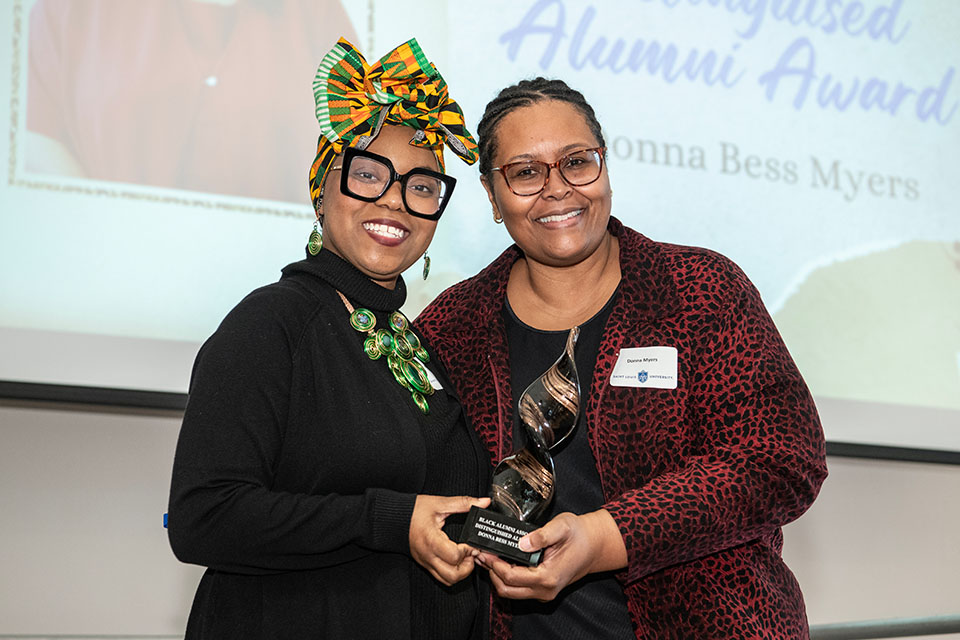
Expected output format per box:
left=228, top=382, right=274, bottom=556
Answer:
left=502, top=292, right=634, bottom=640
left=168, top=247, right=489, bottom=639
left=410, top=344, right=487, bottom=640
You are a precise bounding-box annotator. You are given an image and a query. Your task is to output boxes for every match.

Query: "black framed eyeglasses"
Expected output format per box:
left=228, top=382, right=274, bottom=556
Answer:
left=490, top=147, right=606, bottom=196
left=336, top=147, right=457, bottom=220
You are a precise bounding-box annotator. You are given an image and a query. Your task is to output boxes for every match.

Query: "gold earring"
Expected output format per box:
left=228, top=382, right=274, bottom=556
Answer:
left=308, top=198, right=323, bottom=256
left=308, top=219, right=323, bottom=256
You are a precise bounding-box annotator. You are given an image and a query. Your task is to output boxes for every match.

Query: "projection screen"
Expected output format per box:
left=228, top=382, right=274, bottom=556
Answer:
left=1, top=0, right=958, bottom=454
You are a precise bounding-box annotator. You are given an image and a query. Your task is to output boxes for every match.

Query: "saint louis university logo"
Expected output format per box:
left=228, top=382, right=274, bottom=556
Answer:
left=637, top=370, right=648, bottom=383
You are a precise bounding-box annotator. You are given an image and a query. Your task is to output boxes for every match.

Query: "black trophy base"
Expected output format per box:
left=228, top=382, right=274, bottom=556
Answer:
left=460, top=506, right=542, bottom=566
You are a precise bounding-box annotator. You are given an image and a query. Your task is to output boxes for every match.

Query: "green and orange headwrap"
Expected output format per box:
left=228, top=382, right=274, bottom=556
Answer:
left=308, top=37, right=479, bottom=210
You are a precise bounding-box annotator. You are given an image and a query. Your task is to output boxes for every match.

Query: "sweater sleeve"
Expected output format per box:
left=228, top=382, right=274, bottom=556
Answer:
left=603, top=268, right=828, bottom=584
left=167, top=290, right=416, bottom=574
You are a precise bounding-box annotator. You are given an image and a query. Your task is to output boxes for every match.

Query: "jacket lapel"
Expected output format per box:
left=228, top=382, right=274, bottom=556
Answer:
left=585, top=218, right=681, bottom=490
left=457, top=245, right=519, bottom=463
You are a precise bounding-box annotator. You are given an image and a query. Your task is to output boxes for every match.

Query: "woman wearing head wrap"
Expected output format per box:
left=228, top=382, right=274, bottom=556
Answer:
left=416, top=79, right=827, bottom=639
left=168, top=38, right=490, bottom=639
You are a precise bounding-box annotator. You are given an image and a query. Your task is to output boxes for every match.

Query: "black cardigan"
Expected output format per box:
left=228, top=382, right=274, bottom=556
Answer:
left=168, top=248, right=490, bottom=639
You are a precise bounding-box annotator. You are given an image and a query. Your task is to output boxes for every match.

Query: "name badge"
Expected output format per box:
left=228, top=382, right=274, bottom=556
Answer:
left=610, top=346, right=678, bottom=389
left=423, top=365, right=443, bottom=391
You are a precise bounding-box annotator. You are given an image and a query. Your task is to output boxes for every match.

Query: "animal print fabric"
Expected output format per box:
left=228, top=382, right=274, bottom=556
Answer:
left=415, top=217, right=827, bottom=639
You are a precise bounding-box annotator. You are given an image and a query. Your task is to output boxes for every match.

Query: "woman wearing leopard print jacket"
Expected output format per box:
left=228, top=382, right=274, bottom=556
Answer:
left=415, top=78, right=827, bottom=639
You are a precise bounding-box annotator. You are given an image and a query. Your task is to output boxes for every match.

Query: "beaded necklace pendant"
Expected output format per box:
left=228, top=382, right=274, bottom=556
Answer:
left=339, top=291, right=434, bottom=414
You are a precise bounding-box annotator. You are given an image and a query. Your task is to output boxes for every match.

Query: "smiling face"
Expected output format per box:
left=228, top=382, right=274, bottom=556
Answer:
left=319, top=125, right=441, bottom=288
left=482, top=100, right=612, bottom=269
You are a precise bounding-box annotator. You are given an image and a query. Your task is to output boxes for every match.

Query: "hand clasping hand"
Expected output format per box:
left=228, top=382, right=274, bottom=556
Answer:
left=409, top=495, right=491, bottom=586
left=475, top=509, right=627, bottom=601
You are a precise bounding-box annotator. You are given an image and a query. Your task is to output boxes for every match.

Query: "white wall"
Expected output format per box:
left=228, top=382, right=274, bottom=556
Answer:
left=783, top=457, right=960, bottom=635
left=1, top=402, right=958, bottom=636
left=0, top=404, right=202, bottom=635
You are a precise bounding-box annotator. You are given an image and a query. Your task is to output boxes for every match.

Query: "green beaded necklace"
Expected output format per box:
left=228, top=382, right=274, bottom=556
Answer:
left=337, top=290, right=435, bottom=414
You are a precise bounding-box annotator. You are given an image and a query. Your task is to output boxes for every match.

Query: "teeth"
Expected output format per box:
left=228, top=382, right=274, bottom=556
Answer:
left=537, top=209, right=583, bottom=224
left=363, top=222, right=408, bottom=239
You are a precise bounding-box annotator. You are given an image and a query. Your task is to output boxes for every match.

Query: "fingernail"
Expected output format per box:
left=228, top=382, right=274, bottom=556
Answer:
left=518, top=536, right=532, bottom=552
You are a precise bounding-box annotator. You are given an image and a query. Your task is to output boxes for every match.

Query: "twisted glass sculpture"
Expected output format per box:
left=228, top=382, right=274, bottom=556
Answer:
left=491, top=326, right=580, bottom=522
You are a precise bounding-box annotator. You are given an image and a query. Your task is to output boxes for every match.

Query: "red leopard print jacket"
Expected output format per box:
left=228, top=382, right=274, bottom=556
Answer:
left=415, top=217, right=827, bottom=639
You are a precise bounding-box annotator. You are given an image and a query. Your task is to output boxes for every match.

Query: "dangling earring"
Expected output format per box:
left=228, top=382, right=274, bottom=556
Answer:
left=493, top=210, right=503, bottom=224
left=308, top=219, right=323, bottom=255
left=308, top=198, right=323, bottom=256
left=422, top=251, right=431, bottom=280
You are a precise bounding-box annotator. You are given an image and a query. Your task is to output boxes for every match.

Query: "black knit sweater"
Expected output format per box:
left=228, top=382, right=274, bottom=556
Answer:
left=168, top=248, right=490, bottom=639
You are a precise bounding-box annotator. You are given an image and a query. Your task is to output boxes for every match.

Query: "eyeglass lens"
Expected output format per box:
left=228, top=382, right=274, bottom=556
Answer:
left=503, top=149, right=602, bottom=195
left=346, top=156, right=448, bottom=216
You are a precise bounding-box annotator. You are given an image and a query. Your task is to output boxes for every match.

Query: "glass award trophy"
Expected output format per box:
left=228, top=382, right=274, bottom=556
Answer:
left=461, top=326, right=580, bottom=565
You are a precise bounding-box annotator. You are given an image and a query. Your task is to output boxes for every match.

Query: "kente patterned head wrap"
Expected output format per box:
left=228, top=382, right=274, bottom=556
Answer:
left=308, top=37, right=479, bottom=210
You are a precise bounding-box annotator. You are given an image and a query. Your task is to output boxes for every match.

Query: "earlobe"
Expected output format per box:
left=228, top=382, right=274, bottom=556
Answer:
left=480, top=175, right=503, bottom=224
